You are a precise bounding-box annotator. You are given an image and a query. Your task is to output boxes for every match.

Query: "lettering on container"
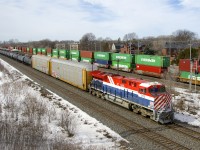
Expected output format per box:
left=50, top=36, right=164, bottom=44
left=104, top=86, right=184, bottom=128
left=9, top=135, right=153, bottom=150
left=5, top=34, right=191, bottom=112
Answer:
left=71, top=52, right=77, bottom=55
left=141, top=58, right=155, bottom=63
left=114, top=64, right=128, bottom=68
left=116, top=56, right=126, bottom=59
left=97, top=54, right=105, bottom=57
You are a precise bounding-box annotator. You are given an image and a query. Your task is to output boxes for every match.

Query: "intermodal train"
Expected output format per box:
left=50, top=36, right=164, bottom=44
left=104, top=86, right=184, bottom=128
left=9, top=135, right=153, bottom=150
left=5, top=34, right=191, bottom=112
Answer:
left=9, top=47, right=171, bottom=78
left=0, top=48, right=174, bottom=124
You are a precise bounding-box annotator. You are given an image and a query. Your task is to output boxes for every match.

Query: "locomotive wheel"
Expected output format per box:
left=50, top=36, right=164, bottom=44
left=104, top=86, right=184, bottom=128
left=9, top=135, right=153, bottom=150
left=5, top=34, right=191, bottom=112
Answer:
left=128, top=104, right=133, bottom=111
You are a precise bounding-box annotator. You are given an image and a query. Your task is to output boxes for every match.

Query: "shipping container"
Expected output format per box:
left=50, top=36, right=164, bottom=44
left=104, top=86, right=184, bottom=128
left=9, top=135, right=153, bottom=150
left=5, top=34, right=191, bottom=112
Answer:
left=37, top=48, right=42, bottom=55
left=33, top=48, right=37, bottom=55
left=27, top=48, right=30, bottom=53
left=179, top=59, right=199, bottom=72
left=134, top=64, right=166, bottom=78
left=80, top=50, right=93, bottom=58
left=32, top=55, right=51, bottom=74
left=111, top=53, right=134, bottom=63
left=110, top=61, right=133, bottom=72
left=179, top=71, right=200, bottom=84
left=94, top=59, right=112, bottom=68
left=47, top=48, right=52, bottom=53
left=50, top=59, right=98, bottom=90
left=42, top=48, right=47, bottom=55
left=52, top=49, right=59, bottom=58
left=29, top=48, right=33, bottom=54
left=81, top=57, right=93, bottom=63
left=94, top=52, right=111, bottom=60
left=70, top=50, right=80, bottom=57
left=59, top=49, right=70, bottom=59
left=22, top=47, right=27, bottom=53
left=71, top=56, right=80, bottom=61
left=135, top=55, right=170, bottom=67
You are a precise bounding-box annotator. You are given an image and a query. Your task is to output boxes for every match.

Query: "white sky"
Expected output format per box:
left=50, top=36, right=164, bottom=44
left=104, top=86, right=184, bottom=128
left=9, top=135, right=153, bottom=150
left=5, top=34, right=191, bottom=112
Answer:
left=0, top=0, right=200, bottom=42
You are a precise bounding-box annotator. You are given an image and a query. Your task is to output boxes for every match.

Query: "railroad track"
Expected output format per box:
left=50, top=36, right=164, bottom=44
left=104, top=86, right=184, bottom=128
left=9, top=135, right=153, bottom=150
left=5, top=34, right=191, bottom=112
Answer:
left=168, top=123, right=200, bottom=141
left=0, top=54, right=199, bottom=149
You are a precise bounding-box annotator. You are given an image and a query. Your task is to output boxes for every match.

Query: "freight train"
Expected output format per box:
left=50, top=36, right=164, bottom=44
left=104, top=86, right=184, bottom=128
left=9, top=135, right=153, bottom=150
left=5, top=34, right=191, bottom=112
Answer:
left=9, top=47, right=170, bottom=78
left=0, top=48, right=174, bottom=124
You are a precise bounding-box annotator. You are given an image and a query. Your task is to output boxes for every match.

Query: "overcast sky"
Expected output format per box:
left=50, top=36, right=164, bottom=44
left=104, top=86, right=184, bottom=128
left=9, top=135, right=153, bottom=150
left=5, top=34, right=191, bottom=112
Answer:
left=0, top=0, right=200, bottom=42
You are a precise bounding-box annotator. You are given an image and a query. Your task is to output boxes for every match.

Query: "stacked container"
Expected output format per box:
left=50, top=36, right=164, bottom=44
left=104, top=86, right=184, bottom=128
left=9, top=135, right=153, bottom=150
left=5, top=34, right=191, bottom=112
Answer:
left=27, top=48, right=30, bottom=53
left=70, top=50, right=80, bottom=61
left=179, top=59, right=200, bottom=73
left=29, top=48, right=33, bottom=54
left=94, top=52, right=111, bottom=68
left=80, top=50, right=93, bottom=63
left=37, top=48, right=42, bottom=55
left=46, top=48, right=52, bottom=57
left=179, top=59, right=200, bottom=83
left=22, top=47, right=27, bottom=53
left=42, top=48, right=47, bottom=55
left=52, top=49, right=59, bottom=58
left=33, top=48, right=37, bottom=55
left=111, top=53, right=134, bottom=72
left=59, top=49, right=70, bottom=59
left=134, top=55, right=170, bottom=77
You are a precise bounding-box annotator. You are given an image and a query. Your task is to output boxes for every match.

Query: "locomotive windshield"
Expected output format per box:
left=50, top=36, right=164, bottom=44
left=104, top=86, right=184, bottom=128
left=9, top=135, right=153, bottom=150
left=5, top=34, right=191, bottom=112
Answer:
left=149, top=85, right=166, bottom=95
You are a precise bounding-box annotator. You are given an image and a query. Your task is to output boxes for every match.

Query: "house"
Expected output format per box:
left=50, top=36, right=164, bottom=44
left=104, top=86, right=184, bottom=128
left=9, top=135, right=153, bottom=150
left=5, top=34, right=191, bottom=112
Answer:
left=120, top=43, right=145, bottom=54
left=110, top=43, right=122, bottom=53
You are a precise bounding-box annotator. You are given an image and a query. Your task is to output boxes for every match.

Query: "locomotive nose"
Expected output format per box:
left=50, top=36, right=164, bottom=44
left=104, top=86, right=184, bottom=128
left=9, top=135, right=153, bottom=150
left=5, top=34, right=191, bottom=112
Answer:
left=154, top=93, right=172, bottom=111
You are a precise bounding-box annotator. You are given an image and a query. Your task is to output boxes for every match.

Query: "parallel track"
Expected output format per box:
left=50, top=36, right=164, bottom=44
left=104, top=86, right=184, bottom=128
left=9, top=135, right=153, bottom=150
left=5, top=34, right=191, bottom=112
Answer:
left=1, top=54, right=199, bottom=149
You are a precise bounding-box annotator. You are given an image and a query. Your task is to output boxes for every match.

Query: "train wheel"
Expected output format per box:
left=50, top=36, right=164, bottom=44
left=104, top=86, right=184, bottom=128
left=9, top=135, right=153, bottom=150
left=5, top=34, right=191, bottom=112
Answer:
left=128, top=104, right=133, bottom=111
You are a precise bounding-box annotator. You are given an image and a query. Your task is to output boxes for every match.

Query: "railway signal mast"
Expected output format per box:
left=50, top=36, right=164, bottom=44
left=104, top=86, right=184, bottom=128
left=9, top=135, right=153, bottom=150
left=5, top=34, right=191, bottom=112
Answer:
left=189, top=41, right=192, bottom=91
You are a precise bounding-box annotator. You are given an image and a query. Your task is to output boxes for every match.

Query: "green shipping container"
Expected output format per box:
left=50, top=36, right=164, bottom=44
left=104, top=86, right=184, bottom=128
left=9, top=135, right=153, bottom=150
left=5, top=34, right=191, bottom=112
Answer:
left=111, top=53, right=134, bottom=63
left=135, top=55, right=170, bottom=67
left=111, top=61, right=132, bottom=72
left=52, top=49, right=59, bottom=58
left=59, top=49, right=70, bottom=59
left=71, top=56, right=80, bottom=61
left=180, top=71, right=200, bottom=81
left=27, top=48, right=30, bottom=52
left=47, top=53, right=52, bottom=57
left=70, top=50, right=80, bottom=57
left=94, top=52, right=111, bottom=60
left=37, top=48, right=42, bottom=54
left=42, top=48, right=47, bottom=55
left=33, top=48, right=37, bottom=55
left=81, top=57, right=93, bottom=63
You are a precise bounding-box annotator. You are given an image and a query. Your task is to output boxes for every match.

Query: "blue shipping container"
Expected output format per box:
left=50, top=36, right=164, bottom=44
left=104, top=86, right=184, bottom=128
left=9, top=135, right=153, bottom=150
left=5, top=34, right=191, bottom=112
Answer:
left=94, top=59, right=112, bottom=68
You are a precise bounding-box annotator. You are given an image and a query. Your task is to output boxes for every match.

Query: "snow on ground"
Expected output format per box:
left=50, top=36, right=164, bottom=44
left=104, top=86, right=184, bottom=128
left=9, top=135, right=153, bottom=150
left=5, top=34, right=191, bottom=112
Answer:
left=0, top=58, right=199, bottom=149
left=173, top=87, right=200, bottom=127
left=0, top=59, right=127, bottom=149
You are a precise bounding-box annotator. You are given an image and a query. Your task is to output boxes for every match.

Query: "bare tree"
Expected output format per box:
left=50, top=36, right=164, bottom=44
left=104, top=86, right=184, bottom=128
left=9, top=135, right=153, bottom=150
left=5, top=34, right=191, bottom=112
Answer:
left=172, top=29, right=197, bottom=42
left=123, top=32, right=138, bottom=42
left=79, top=33, right=96, bottom=50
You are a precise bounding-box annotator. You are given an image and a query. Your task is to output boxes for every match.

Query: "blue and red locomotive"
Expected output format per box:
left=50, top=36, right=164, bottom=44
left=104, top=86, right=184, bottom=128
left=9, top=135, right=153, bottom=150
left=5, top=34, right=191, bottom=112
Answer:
left=89, top=71, right=174, bottom=124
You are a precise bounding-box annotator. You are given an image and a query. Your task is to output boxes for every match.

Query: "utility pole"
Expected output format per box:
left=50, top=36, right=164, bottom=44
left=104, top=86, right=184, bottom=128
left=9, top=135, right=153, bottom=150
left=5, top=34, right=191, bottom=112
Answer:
left=189, top=41, right=192, bottom=91
left=138, top=41, right=139, bottom=54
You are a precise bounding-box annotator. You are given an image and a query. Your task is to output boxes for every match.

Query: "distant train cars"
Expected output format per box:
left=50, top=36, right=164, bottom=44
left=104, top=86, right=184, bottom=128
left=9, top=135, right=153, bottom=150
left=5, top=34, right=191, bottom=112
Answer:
left=177, top=59, right=200, bottom=85
left=12, top=47, right=171, bottom=78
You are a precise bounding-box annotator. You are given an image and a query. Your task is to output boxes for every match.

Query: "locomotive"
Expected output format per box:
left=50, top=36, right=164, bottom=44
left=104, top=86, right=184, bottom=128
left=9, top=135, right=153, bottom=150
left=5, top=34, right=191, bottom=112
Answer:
left=89, top=71, right=173, bottom=124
